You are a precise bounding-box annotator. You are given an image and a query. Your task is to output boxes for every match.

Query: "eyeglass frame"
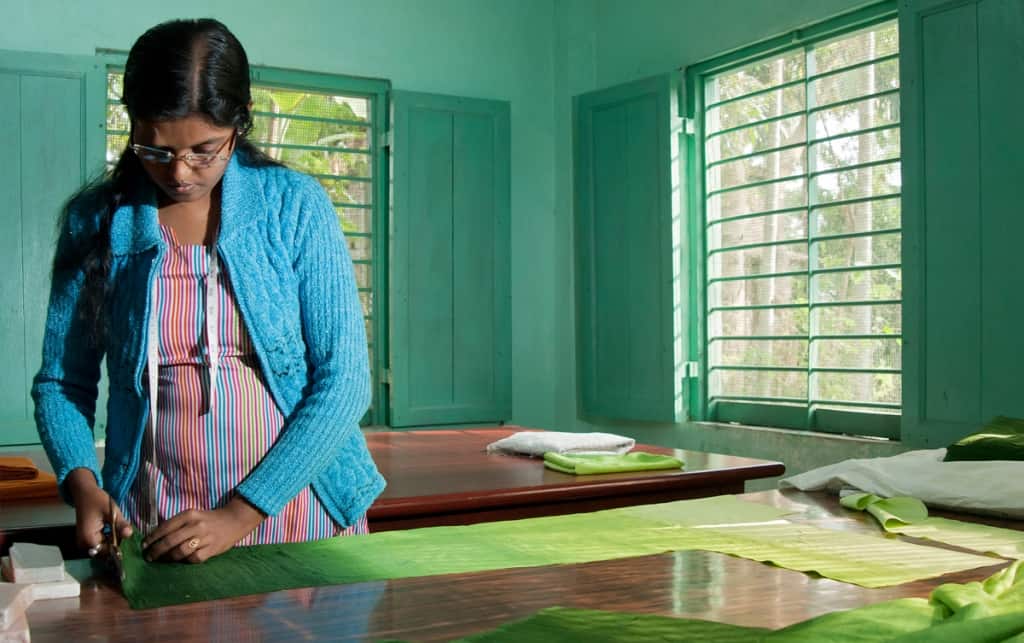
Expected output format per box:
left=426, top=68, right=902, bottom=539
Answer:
left=129, top=130, right=237, bottom=169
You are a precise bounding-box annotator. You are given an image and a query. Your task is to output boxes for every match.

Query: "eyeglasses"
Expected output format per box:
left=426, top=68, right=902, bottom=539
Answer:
left=130, top=132, right=235, bottom=169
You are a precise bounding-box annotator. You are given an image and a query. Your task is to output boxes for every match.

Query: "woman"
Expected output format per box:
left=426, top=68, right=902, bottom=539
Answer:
left=31, top=18, right=384, bottom=563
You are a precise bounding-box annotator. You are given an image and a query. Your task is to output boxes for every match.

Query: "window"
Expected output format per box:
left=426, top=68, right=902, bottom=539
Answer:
left=105, top=67, right=387, bottom=424
left=693, top=16, right=901, bottom=436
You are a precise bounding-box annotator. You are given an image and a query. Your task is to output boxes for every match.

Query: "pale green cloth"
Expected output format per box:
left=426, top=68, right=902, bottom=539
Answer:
left=543, top=451, right=683, bottom=475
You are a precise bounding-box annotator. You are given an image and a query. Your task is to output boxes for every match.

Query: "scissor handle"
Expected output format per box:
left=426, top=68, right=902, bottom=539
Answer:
left=106, top=495, right=119, bottom=549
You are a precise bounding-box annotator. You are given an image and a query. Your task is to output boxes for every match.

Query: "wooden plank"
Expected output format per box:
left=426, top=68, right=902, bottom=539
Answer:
left=978, top=0, right=1024, bottom=420
left=920, top=3, right=981, bottom=427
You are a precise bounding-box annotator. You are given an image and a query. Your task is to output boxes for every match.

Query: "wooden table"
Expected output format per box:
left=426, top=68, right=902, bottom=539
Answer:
left=19, top=490, right=1021, bottom=642
left=366, top=427, right=784, bottom=529
left=1, top=427, right=784, bottom=553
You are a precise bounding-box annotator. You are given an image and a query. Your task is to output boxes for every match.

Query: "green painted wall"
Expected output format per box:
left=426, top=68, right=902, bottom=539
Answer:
left=553, top=0, right=911, bottom=485
left=9, top=1, right=1017, bottom=487
left=2, top=0, right=560, bottom=430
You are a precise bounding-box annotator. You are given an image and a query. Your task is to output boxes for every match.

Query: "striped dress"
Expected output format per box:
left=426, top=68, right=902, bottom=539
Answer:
left=122, top=225, right=367, bottom=544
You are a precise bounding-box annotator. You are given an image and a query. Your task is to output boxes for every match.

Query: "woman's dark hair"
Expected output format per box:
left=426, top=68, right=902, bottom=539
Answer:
left=57, top=18, right=278, bottom=345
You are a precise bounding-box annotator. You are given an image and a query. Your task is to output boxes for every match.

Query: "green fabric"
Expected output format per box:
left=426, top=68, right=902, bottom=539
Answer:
left=945, top=416, right=1024, bottom=462
left=542, top=450, right=683, bottom=475
left=460, top=606, right=768, bottom=642
left=118, top=495, right=998, bottom=609
left=460, top=562, right=1024, bottom=642
left=842, top=492, right=1024, bottom=559
left=765, top=598, right=937, bottom=642
left=841, top=492, right=929, bottom=529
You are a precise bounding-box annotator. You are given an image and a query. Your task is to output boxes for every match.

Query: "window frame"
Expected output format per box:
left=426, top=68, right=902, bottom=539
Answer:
left=682, top=1, right=901, bottom=438
left=99, top=53, right=390, bottom=426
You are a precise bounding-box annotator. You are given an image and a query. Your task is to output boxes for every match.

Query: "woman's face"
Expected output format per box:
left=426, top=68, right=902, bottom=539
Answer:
left=132, top=114, right=236, bottom=205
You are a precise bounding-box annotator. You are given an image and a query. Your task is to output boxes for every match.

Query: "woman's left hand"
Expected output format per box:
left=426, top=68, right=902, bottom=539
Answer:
left=142, top=496, right=265, bottom=563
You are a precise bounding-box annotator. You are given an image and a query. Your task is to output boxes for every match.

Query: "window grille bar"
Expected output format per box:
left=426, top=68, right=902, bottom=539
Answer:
left=708, top=269, right=809, bottom=284
left=808, top=88, right=900, bottom=114
left=709, top=365, right=807, bottom=373
left=254, top=141, right=371, bottom=155
left=704, top=78, right=806, bottom=110
left=707, top=204, right=808, bottom=226
left=705, top=109, right=805, bottom=141
left=808, top=157, right=899, bottom=180
left=706, top=173, right=806, bottom=198
left=810, top=227, right=901, bottom=243
left=707, top=237, right=807, bottom=256
left=805, top=52, right=899, bottom=82
left=251, top=110, right=370, bottom=128
left=705, top=141, right=807, bottom=170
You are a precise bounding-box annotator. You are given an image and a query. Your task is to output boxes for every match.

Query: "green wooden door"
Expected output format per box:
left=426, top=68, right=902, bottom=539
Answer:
left=0, top=51, right=106, bottom=446
left=574, top=74, right=683, bottom=422
left=900, top=0, right=1024, bottom=446
left=390, top=91, right=511, bottom=427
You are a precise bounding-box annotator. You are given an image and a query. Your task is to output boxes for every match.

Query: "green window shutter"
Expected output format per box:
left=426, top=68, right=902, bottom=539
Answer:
left=574, top=74, right=684, bottom=423
left=900, top=0, right=1024, bottom=447
left=0, top=50, right=106, bottom=446
left=390, top=91, right=511, bottom=427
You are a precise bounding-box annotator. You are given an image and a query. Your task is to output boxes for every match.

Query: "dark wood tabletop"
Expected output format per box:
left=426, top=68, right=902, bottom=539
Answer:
left=20, top=489, right=1020, bottom=642
left=1, top=427, right=784, bottom=551
left=366, top=427, right=785, bottom=529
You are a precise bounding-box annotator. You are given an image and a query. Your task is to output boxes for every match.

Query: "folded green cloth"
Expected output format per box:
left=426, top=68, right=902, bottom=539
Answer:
left=945, top=416, right=1024, bottom=462
left=543, top=451, right=683, bottom=475
left=840, top=492, right=929, bottom=529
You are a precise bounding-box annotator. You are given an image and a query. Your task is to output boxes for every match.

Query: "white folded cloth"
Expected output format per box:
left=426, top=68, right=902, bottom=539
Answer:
left=780, top=448, right=1024, bottom=519
left=485, top=431, right=635, bottom=457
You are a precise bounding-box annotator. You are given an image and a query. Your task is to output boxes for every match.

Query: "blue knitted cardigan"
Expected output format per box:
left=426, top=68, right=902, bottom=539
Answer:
left=31, top=153, right=385, bottom=526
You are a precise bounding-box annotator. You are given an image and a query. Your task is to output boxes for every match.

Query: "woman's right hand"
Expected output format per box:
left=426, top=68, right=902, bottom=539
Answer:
left=65, top=468, right=133, bottom=556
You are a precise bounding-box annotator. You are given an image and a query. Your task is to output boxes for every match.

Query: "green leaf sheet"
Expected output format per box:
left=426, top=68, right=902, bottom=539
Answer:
left=119, top=495, right=999, bottom=609
left=460, top=606, right=769, bottom=642
left=842, top=492, right=1024, bottom=559
left=461, top=562, right=1024, bottom=643
left=542, top=451, right=683, bottom=475
left=840, top=493, right=929, bottom=529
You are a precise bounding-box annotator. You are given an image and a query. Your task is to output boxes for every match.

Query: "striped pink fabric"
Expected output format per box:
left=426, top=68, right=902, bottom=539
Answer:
left=123, top=225, right=367, bottom=544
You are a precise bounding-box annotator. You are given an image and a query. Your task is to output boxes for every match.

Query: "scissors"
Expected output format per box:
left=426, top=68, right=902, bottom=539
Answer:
left=103, top=495, right=125, bottom=582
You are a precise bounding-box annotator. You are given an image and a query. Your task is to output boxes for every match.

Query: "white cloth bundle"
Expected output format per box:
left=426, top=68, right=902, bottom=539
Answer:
left=485, top=431, right=635, bottom=457
left=780, top=448, right=1024, bottom=519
